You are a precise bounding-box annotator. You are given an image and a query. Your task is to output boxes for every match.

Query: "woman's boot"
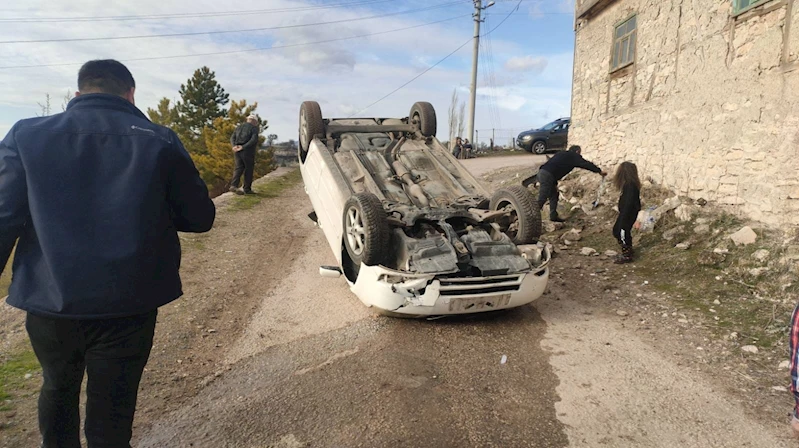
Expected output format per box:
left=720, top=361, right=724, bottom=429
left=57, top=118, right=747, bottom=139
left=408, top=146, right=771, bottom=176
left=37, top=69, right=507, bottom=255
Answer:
left=614, top=245, right=634, bottom=264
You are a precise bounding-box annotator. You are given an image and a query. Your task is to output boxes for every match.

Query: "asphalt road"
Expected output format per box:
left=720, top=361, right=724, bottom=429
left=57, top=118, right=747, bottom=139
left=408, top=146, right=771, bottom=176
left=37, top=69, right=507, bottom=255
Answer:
left=137, top=154, right=564, bottom=448
left=460, top=154, right=547, bottom=178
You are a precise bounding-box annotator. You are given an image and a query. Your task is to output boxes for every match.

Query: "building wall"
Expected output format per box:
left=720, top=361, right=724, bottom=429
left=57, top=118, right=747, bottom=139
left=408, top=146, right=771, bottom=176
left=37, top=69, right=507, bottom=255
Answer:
left=570, top=0, right=799, bottom=226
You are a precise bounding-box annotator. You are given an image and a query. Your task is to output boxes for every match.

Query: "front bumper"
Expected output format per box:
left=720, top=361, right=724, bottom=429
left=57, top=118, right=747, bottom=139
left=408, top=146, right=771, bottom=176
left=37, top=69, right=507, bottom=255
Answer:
left=348, top=253, right=550, bottom=317
left=517, top=138, right=533, bottom=150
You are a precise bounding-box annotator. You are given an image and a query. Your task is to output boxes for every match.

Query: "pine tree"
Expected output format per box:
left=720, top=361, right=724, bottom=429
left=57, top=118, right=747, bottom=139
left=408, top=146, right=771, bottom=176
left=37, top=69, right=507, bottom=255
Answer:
left=147, top=98, right=180, bottom=129
left=176, top=67, right=230, bottom=141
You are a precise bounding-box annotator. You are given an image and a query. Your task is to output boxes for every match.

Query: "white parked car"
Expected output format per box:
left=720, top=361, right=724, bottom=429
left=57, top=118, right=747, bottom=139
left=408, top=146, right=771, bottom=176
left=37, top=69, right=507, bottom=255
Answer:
left=298, top=101, right=551, bottom=317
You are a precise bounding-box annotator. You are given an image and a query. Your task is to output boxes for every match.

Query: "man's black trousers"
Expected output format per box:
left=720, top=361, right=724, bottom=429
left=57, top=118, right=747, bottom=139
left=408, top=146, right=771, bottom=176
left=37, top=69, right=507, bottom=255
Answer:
left=26, top=310, right=157, bottom=448
left=230, top=149, right=256, bottom=192
left=536, top=169, right=560, bottom=220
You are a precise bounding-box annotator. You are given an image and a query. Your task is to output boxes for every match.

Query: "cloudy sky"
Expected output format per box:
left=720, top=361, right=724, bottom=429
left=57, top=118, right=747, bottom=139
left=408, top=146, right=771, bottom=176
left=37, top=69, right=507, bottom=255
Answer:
left=0, top=0, right=575, bottom=145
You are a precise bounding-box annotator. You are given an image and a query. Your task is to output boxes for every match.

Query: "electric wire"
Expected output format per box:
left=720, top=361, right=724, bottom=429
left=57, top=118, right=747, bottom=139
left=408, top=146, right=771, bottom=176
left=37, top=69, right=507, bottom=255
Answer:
left=0, top=14, right=470, bottom=70
left=0, top=0, right=472, bottom=44
left=349, top=0, right=522, bottom=117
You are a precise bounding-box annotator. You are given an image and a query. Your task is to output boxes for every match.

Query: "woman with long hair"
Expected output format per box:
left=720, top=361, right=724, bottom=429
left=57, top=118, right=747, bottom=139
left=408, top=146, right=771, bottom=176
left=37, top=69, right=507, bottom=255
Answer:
left=612, top=161, right=642, bottom=263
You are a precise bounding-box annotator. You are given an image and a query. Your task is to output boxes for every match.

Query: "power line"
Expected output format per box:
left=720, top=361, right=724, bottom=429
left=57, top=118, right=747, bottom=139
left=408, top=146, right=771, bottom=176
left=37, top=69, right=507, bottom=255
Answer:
left=0, top=0, right=571, bottom=24
left=0, top=0, right=401, bottom=23
left=0, top=0, right=571, bottom=25
left=0, top=14, right=470, bottom=70
left=347, top=37, right=475, bottom=118
left=483, top=14, right=503, bottom=130
left=0, top=0, right=472, bottom=44
left=478, top=39, right=497, bottom=130
left=350, top=0, right=521, bottom=117
left=480, top=22, right=500, bottom=132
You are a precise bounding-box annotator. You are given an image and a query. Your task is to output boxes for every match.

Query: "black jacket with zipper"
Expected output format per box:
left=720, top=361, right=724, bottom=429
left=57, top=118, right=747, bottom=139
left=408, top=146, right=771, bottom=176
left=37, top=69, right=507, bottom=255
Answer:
left=539, top=150, right=601, bottom=181
left=230, top=122, right=259, bottom=152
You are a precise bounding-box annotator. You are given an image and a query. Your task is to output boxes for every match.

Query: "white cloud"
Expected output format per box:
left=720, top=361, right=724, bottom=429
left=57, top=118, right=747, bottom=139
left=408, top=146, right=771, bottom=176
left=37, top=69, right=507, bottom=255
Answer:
left=504, top=55, right=548, bottom=73
left=0, top=0, right=574, bottom=144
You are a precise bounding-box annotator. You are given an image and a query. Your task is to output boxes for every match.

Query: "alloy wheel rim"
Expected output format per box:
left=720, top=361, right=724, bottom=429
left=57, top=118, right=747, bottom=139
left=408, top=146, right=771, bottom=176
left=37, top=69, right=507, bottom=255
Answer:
left=346, top=207, right=366, bottom=255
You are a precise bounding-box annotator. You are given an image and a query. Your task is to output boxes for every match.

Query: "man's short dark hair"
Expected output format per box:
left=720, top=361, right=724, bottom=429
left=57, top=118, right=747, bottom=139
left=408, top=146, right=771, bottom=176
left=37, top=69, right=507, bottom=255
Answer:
left=78, top=60, right=135, bottom=96
left=568, top=145, right=582, bottom=153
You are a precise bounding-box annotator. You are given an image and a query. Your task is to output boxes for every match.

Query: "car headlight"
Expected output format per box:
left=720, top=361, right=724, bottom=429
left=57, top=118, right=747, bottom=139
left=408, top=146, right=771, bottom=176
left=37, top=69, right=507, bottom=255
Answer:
left=520, top=135, right=533, bottom=141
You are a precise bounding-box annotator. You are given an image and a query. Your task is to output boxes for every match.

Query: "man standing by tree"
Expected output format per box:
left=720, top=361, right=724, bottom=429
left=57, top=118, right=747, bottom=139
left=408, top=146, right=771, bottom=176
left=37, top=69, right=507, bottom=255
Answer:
left=0, top=59, right=215, bottom=447
left=229, top=114, right=260, bottom=194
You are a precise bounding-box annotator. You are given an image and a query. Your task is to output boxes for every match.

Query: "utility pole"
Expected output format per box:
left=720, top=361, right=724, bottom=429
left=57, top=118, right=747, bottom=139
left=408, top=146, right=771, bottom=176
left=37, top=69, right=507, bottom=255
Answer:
left=467, top=0, right=494, bottom=144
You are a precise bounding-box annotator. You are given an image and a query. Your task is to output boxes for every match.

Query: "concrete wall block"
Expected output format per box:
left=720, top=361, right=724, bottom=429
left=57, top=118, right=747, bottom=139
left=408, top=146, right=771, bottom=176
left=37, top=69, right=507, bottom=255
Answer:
left=572, top=0, right=798, bottom=226
left=724, top=150, right=744, bottom=160
left=720, top=196, right=746, bottom=205
left=744, top=151, right=767, bottom=161
left=719, top=175, right=739, bottom=185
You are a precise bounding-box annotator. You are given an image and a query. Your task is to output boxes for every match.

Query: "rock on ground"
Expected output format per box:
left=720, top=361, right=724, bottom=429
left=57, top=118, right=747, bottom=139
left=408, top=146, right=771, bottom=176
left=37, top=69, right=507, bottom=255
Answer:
left=694, top=224, right=711, bottom=234
left=730, top=226, right=758, bottom=246
left=675, top=204, right=699, bottom=222
left=543, top=221, right=565, bottom=233
left=580, top=247, right=597, bottom=256
left=697, top=251, right=726, bottom=266
left=741, top=345, right=759, bottom=354
left=752, top=249, right=770, bottom=263
left=663, top=226, right=685, bottom=241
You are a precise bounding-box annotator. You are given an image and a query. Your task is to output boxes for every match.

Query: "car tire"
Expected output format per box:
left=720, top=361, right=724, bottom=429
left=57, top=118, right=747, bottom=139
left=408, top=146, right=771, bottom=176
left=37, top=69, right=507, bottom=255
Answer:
left=532, top=140, right=547, bottom=154
left=343, top=192, right=390, bottom=269
left=299, top=101, right=324, bottom=163
left=489, top=186, right=542, bottom=245
left=410, top=102, right=436, bottom=137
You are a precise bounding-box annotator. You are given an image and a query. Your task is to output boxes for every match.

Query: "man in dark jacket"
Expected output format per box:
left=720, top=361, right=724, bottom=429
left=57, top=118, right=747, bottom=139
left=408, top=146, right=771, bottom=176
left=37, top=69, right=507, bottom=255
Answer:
left=229, top=114, right=260, bottom=194
left=524, top=145, right=606, bottom=222
left=0, top=60, right=215, bottom=447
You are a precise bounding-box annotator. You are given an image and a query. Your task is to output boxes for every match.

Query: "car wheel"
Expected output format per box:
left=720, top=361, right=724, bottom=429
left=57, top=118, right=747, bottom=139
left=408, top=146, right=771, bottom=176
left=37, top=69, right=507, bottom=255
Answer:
left=343, top=192, right=390, bottom=269
left=490, top=186, right=542, bottom=245
left=299, top=101, right=324, bottom=163
left=532, top=141, right=547, bottom=154
left=410, top=102, right=437, bottom=137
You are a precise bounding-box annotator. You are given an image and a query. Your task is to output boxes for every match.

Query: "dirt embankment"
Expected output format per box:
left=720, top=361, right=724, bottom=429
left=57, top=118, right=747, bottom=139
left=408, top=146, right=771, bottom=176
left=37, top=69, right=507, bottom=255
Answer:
left=2, top=158, right=797, bottom=447
left=0, top=168, right=304, bottom=447
left=481, top=165, right=799, bottom=438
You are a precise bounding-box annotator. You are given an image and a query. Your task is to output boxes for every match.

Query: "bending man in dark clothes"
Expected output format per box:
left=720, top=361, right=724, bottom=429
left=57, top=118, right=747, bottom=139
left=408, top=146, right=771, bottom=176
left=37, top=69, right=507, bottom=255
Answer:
left=522, top=145, right=606, bottom=222
left=229, top=114, right=260, bottom=194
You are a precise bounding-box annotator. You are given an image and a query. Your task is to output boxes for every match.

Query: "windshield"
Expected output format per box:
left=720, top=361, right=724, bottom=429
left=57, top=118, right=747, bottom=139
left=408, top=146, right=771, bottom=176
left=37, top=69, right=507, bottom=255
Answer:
left=540, top=121, right=560, bottom=131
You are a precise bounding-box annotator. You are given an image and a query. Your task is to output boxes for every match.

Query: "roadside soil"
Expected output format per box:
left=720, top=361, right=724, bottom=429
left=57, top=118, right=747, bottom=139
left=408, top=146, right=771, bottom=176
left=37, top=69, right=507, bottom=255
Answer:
left=1, top=167, right=304, bottom=447
left=1, top=156, right=796, bottom=447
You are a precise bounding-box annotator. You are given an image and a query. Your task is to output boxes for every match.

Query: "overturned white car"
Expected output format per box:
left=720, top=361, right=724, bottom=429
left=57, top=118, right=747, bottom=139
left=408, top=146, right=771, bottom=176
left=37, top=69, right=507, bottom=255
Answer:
left=298, top=101, right=550, bottom=317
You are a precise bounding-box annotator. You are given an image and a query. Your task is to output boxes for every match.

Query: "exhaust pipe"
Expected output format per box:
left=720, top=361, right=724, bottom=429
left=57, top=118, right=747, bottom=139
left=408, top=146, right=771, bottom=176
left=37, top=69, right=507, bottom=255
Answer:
left=392, top=160, right=430, bottom=207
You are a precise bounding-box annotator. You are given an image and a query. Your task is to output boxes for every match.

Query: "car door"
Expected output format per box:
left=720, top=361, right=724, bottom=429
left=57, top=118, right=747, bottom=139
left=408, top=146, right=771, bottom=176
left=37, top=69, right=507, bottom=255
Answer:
left=302, top=141, right=350, bottom=264
left=549, top=123, right=568, bottom=149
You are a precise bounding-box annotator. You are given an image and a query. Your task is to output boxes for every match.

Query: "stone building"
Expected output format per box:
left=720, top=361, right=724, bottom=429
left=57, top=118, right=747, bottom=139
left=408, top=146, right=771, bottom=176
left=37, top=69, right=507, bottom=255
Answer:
left=569, top=0, right=799, bottom=226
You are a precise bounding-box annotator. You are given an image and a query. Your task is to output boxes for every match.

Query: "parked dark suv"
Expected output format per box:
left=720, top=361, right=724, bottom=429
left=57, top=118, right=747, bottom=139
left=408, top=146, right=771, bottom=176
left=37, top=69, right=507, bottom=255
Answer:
left=517, top=117, right=570, bottom=154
